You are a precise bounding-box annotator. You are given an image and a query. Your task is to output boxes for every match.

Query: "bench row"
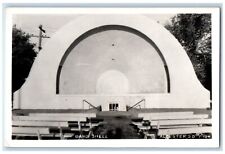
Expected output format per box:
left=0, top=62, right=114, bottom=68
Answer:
left=138, top=112, right=209, bottom=120
left=132, top=112, right=212, bottom=138
left=12, top=113, right=102, bottom=140
left=132, top=118, right=212, bottom=128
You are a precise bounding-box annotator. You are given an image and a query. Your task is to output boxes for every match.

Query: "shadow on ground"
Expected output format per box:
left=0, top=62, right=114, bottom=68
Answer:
left=92, top=114, right=141, bottom=139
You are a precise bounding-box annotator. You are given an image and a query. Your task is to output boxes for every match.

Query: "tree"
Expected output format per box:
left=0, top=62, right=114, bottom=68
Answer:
left=12, top=26, right=37, bottom=93
left=165, top=14, right=211, bottom=92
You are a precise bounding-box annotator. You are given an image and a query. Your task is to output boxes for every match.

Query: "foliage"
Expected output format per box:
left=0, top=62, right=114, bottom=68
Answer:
left=12, top=27, right=37, bottom=93
left=165, top=14, right=211, bottom=91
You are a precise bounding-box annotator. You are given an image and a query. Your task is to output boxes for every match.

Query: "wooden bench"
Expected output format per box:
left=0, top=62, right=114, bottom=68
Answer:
left=137, top=111, right=211, bottom=139
left=12, top=127, right=50, bottom=140
left=13, top=127, right=74, bottom=140
left=157, top=126, right=212, bottom=136
left=138, top=126, right=151, bottom=130
left=138, top=111, right=194, bottom=118
left=28, top=113, right=96, bottom=118
left=87, top=117, right=104, bottom=128
left=12, top=121, right=69, bottom=127
left=150, top=118, right=212, bottom=126
left=131, top=121, right=143, bottom=126
left=150, top=119, right=212, bottom=129
left=12, top=115, right=89, bottom=140
left=13, top=116, right=87, bottom=122
left=141, top=114, right=209, bottom=121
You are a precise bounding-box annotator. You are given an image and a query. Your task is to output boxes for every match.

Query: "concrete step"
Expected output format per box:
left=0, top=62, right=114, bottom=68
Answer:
left=97, top=111, right=132, bottom=117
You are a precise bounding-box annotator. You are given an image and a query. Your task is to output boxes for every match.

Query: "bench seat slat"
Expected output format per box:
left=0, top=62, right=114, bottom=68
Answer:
left=157, top=126, right=212, bottom=136
left=12, top=121, right=68, bottom=127
left=12, top=127, right=50, bottom=135
left=13, top=116, right=86, bottom=122
left=138, top=126, right=151, bottom=130
left=138, top=111, right=194, bottom=118
left=29, top=113, right=96, bottom=118
left=132, top=122, right=143, bottom=126
left=12, top=134, right=38, bottom=137
left=152, top=124, right=200, bottom=129
left=142, top=114, right=209, bottom=120
left=151, top=119, right=212, bottom=126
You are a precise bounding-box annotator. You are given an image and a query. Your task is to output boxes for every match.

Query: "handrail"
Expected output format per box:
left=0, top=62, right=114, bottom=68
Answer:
left=127, top=99, right=145, bottom=111
left=83, top=99, right=99, bottom=110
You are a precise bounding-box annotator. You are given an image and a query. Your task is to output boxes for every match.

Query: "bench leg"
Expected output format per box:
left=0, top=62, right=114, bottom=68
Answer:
left=37, top=130, right=41, bottom=140
left=59, top=127, right=64, bottom=140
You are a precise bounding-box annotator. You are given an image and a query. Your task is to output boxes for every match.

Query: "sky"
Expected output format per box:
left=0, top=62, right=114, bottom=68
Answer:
left=13, top=14, right=175, bottom=51
left=13, top=14, right=175, bottom=35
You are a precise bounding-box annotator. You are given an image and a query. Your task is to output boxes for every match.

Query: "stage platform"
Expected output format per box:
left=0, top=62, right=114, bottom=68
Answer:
left=12, top=108, right=211, bottom=117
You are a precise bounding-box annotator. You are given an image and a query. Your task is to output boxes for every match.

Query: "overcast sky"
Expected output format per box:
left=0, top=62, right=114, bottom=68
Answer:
left=13, top=14, right=175, bottom=35
left=13, top=14, right=175, bottom=51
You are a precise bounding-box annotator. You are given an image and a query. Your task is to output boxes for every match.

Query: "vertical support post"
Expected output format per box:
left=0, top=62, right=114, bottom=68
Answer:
left=59, top=123, right=64, bottom=140
left=82, top=100, right=85, bottom=113
left=199, top=120, right=203, bottom=127
left=37, top=130, right=41, bottom=140
left=59, top=128, right=64, bottom=140
left=144, top=99, right=146, bottom=108
left=157, top=121, right=160, bottom=130
left=38, top=25, right=43, bottom=51
left=87, top=129, right=93, bottom=139
left=78, top=121, right=81, bottom=138
left=78, top=121, right=81, bottom=130
left=89, top=120, right=92, bottom=129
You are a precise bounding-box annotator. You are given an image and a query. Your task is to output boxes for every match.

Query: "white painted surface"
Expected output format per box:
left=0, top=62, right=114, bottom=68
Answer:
left=12, top=127, right=49, bottom=135
left=14, top=15, right=210, bottom=110
left=28, top=113, right=96, bottom=117
left=13, top=116, right=86, bottom=122
left=150, top=119, right=212, bottom=126
left=12, top=121, right=69, bottom=127
left=60, top=30, right=167, bottom=94
left=157, top=126, right=212, bottom=135
left=138, top=112, right=194, bottom=117
left=96, top=70, right=130, bottom=94
left=142, top=114, right=209, bottom=120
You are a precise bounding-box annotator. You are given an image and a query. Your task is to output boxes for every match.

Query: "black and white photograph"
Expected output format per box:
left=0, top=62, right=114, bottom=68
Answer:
left=3, top=7, right=220, bottom=148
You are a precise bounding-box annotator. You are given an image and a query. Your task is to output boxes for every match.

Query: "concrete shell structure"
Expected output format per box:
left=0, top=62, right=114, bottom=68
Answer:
left=14, top=15, right=210, bottom=111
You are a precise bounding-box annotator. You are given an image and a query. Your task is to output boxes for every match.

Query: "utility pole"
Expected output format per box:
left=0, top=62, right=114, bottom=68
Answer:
left=30, top=25, right=50, bottom=52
